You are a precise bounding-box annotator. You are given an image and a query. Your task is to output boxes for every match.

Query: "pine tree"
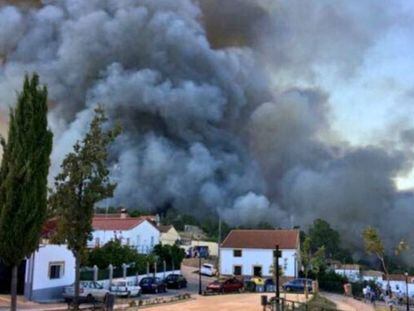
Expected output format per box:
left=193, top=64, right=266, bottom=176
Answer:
left=0, top=74, right=53, bottom=311
left=49, top=107, right=120, bottom=309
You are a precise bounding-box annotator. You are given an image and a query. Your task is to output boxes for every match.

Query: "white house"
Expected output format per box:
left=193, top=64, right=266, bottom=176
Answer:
left=24, top=244, right=75, bottom=302
left=158, top=225, right=181, bottom=245
left=89, top=215, right=160, bottom=253
left=380, top=274, right=414, bottom=296
left=333, top=264, right=362, bottom=282
left=220, top=229, right=300, bottom=278
left=362, top=270, right=383, bottom=283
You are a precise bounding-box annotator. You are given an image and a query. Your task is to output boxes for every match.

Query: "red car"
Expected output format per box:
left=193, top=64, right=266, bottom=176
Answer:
left=206, top=278, right=244, bottom=293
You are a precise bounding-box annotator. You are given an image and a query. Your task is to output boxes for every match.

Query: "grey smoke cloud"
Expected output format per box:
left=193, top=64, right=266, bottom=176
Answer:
left=0, top=0, right=413, bottom=257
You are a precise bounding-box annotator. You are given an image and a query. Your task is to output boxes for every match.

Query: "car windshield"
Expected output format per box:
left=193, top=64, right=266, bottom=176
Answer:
left=140, top=278, right=151, bottom=284
left=202, top=264, right=212, bottom=269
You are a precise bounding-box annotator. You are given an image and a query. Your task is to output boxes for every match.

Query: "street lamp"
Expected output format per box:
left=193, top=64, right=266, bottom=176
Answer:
left=198, top=240, right=202, bottom=295
left=405, top=272, right=409, bottom=311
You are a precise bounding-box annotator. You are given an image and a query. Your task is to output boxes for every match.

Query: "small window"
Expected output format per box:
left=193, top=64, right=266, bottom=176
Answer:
left=233, top=249, right=242, bottom=257
left=49, top=262, right=64, bottom=279
left=233, top=265, right=242, bottom=276
left=126, top=238, right=130, bottom=245
left=95, top=237, right=100, bottom=246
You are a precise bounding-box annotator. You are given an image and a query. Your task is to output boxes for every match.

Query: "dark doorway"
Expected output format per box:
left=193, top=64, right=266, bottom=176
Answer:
left=0, top=260, right=26, bottom=294
left=253, top=265, right=262, bottom=277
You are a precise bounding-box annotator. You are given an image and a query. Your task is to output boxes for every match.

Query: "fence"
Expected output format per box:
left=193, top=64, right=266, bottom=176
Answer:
left=80, top=261, right=180, bottom=289
left=261, top=296, right=343, bottom=311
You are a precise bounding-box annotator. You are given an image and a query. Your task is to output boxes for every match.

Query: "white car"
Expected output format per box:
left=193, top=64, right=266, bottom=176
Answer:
left=63, top=281, right=109, bottom=303
left=200, top=263, right=217, bottom=276
left=110, top=280, right=141, bottom=297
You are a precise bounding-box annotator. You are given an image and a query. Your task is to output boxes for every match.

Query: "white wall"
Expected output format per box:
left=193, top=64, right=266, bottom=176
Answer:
left=31, top=244, right=75, bottom=290
left=220, top=248, right=298, bottom=277
left=25, top=244, right=76, bottom=302
left=335, top=269, right=361, bottom=282
left=90, top=220, right=160, bottom=254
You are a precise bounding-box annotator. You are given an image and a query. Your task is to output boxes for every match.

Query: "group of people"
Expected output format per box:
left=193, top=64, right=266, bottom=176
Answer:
left=362, top=285, right=377, bottom=304
left=363, top=283, right=410, bottom=309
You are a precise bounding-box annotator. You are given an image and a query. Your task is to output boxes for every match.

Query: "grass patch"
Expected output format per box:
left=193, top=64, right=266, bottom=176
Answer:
left=301, top=294, right=338, bottom=311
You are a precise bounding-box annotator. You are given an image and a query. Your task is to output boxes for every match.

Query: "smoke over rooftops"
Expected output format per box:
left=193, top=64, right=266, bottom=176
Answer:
left=0, top=0, right=413, bottom=259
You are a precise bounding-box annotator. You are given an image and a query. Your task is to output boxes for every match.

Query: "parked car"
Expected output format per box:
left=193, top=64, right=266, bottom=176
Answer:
left=282, top=278, right=313, bottom=292
left=206, top=277, right=244, bottom=293
left=139, top=277, right=167, bottom=293
left=200, top=263, right=217, bottom=276
left=164, top=274, right=187, bottom=289
left=110, top=279, right=141, bottom=297
left=63, top=281, right=109, bottom=303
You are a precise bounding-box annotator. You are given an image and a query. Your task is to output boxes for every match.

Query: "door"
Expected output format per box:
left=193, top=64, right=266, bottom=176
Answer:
left=253, top=266, right=262, bottom=277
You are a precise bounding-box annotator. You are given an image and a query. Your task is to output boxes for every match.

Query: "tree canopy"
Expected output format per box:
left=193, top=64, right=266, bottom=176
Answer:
left=0, top=74, right=52, bottom=311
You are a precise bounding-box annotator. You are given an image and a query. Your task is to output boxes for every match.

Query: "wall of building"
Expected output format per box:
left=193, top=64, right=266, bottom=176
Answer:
left=25, top=244, right=75, bottom=302
left=160, top=227, right=181, bottom=245
left=190, top=241, right=218, bottom=256
left=220, top=248, right=298, bottom=278
left=90, top=220, right=160, bottom=253
left=334, top=269, right=361, bottom=282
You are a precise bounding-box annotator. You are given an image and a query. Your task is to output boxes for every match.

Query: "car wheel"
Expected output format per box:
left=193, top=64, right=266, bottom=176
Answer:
left=86, top=294, right=94, bottom=303
left=127, top=291, right=131, bottom=298
left=286, top=287, right=291, bottom=292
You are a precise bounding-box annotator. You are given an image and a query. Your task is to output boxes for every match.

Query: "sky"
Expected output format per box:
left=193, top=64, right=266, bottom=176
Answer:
left=292, top=5, right=414, bottom=189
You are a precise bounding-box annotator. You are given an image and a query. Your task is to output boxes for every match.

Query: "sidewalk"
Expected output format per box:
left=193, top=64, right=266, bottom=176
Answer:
left=322, top=293, right=376, bottom=311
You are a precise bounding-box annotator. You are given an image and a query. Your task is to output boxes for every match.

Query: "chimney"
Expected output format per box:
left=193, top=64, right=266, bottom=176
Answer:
left=120, top=208, right=127, bottom=219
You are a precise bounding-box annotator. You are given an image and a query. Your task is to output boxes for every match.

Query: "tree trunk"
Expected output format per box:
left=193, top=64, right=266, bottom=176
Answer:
left=74, top=252, right=81, bottom=310
left=10, top=264, right=18, bottom=311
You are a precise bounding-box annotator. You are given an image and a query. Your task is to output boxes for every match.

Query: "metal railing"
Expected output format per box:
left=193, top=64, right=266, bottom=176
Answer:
left=261, top=296, right=342, bottom=311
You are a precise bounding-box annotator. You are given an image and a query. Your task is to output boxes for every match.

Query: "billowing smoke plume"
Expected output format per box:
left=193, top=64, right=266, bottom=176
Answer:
left=0, top=0, right=413, bottom=256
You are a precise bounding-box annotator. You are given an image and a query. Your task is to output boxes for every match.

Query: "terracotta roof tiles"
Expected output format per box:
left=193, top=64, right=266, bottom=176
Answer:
left=221, top=229, right=299, bottom=250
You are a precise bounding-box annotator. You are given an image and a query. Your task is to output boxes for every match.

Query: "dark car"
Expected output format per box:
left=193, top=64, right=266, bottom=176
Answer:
left=282, top=278, right=313, bottom=292
left=139, top=277, right=167, bottom=294
left=164, top=274, right=187, bottom=289
left=206, top=277, right=244, bottom=293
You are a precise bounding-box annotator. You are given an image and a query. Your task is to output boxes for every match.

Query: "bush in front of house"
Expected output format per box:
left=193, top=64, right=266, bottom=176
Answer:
left=317, top=271, right=348, bottom=294
left=152, top=244, right=186, bottom=269
left=85, top=239, right=148, bottom=271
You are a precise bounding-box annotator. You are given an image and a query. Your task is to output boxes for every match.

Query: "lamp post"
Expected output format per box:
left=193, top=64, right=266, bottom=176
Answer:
left=405, top=272, right=410, bottom=311
left=198, top=240, right=202, bottom=295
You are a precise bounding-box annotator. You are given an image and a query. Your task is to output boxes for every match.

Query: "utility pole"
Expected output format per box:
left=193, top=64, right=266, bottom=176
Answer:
left=274, top=245, right=281, bottom=311
left=405, top=272, right=410, bottom=311
left=217, top=216, right=222, bottom=279
left=198, top=240, right=202, bottom=295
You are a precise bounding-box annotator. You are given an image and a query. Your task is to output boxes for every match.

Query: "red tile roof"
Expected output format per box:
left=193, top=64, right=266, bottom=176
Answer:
left=221, top=229, right=299, bottom=250
left=92, top=216, right=158, bottom=231
left=384, top=274, right=414, bottom=283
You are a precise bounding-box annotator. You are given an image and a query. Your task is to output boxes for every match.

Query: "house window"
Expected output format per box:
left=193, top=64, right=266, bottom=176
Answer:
left=233, top=249, right=242, bottom=257
left=126, top=238, right=130, bottom=245
left=283, top=258, right=288, bottom=270
left=150, top=236, right=154, bottom=246
left=95, top=237, right=100, bottom=247
left=253, top=265, right=262, bottom=277
left=49, top=262, right=64, bottom=279
left=233, top=265, right=242, bottom=276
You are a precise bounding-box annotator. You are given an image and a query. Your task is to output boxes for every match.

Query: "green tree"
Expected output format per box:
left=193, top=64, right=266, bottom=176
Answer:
left=86, top=240, right=143, bottom=269
left=152, top=244, right=186, bottom=270
left=308, top=219, right=353, bottom=262
left=301, top=236, right=326, bottom=299
left=0, top=74, right=52, bottom=311
left=49, top=107, right=120, bottom=309
left=363, top=227, right=388, bottom=281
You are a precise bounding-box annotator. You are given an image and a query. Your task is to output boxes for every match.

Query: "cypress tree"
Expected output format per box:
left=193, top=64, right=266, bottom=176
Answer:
left=0, top=74, right=53, bottom=311
left=49, top=107, right=120, bottom=309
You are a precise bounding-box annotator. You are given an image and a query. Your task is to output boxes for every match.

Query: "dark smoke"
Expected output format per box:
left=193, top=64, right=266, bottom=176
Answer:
left=0, top=0, right=413, bottom=257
